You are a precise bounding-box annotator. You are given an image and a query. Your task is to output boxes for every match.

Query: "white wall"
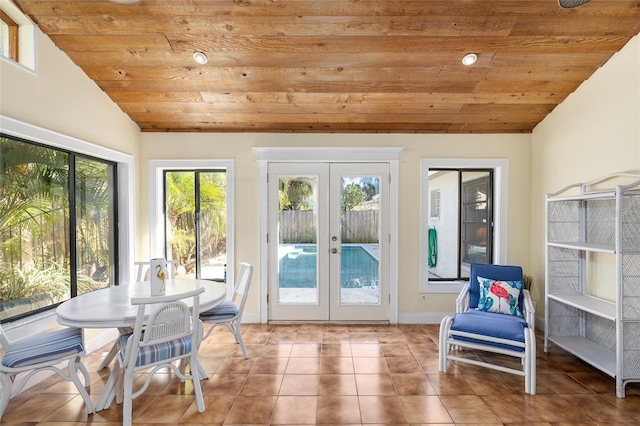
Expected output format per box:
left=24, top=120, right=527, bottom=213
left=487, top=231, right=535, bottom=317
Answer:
left=138, top=132, right=533, bottom=323
left=0, top=28, right=139, bottom=152
left=530, top=34, right=640, bottom=319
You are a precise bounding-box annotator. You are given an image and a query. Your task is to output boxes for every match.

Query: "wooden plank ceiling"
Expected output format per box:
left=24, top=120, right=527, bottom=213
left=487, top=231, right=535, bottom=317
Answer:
left=12, top=0, right=640, bottom=133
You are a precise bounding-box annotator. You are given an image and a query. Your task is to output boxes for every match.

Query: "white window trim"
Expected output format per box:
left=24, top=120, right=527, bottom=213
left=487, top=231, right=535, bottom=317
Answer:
left=253, top=146, right=403, bottom=324
left=148, top=159, right=235, bottom=285
left=420, top=158, right=508, bottom=293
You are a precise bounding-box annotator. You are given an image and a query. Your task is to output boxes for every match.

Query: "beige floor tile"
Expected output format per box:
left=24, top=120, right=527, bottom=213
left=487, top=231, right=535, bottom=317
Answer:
left=399, top=395, right=453, bottom=423
left=355, top=373, right=396, bottom=395
left=358, top=395, right=407, bottom=423
left=224, top=395, right=277, bottom=424
left=316, top=395, right=361, bottom=424
left=439, top=394, right=501, bottom=424
left=392, top=373, right=437, bottom=395
left=318, top=374, right=358, bottom=395
left=271, top=395, right=318, bottom=424
left=352, top=357, right=388, bottom=374
left=320, top=357, right=354, bottom=374
left=240, top=373, right=284, bottom=396
left=285, top=357, right=320, bottom=374
left=280, top=374, right=320, bottom=395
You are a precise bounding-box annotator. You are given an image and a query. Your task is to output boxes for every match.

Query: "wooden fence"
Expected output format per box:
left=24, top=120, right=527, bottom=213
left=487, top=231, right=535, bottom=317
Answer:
left=279, top=210, right=379, bottom=243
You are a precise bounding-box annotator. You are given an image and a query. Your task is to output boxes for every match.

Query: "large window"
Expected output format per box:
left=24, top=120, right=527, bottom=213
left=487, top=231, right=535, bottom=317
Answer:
left=421, top=158, right=508, bottom=293
left=425, top=169, right=493, bottom=281
left=0, top=134, right=118, bottom=321
left=164, top=170, right=227, bottom=281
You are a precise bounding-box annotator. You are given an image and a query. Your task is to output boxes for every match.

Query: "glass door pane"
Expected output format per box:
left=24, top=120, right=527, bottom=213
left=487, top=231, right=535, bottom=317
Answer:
left=338, top=175, right=381, bottom=305
left=277, top=175, right=319, bottom=304
left=329, top=163, right=389, bottom=321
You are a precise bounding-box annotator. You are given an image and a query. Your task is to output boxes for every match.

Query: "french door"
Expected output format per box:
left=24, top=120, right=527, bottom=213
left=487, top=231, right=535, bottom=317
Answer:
left=268, top=163, right=389, bottom=321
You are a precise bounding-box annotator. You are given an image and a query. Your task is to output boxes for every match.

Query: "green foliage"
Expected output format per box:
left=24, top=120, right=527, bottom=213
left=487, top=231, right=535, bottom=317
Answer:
left=164, top=171, right=227, bottom=273
left=0, top=263, right=69, bottom=302
left=1, top=137, right=114, bottom=316
left=279, top=178, right=314, bottom=211
left=341, top=183, right=366, bottom=211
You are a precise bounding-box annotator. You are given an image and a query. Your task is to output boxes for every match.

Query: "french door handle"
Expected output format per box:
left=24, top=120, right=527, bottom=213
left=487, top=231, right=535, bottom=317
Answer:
left=331, top=248, right=341, bottom=254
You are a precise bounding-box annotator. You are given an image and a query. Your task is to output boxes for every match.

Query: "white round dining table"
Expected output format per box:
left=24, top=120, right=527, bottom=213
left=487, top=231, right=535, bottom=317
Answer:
left=56, top=279, right=227, bottom=329
left=56, top=279, right=227, bottom=411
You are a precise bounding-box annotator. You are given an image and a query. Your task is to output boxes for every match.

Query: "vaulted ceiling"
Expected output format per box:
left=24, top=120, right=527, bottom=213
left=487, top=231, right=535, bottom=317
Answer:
left=12, top=0, right=640, bottom=133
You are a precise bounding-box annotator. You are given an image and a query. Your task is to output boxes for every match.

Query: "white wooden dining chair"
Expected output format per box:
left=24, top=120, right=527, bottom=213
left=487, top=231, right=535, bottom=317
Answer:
left=101, top=286, right=205, bottom=426
left=97, top=258, right=180, bottom=371
left=200, top=262, right=254, bottom=358
left=0, top=324, right=94, bottom=419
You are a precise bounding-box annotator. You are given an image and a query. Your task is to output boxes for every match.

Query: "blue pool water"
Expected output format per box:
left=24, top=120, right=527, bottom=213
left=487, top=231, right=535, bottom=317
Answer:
left=278, top=245, right=379, bottom=288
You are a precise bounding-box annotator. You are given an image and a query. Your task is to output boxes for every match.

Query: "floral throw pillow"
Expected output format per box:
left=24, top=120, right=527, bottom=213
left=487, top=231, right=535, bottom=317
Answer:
left=476, top=276, right=523, bottom=317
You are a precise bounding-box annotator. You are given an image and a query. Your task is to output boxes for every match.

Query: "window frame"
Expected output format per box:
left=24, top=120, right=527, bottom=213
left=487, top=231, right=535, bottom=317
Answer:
left=149, top=160, right=234, bottom=285
left=1, top=10, right=18, bottom=62
left=420, top=158, right=508, bottom=293
left=0, top=116, right=135, bottom=321
left=0, top=0, right=35, bottom=69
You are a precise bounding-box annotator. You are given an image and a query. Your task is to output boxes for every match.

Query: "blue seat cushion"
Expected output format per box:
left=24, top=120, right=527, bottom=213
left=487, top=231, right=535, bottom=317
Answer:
left=450, top=310, right=527, bottom=352
left=119, top=334, right=192, bottom=367
left=200, top=300, right=239, bottom=320
left=2, top=327, right=84, bottom=368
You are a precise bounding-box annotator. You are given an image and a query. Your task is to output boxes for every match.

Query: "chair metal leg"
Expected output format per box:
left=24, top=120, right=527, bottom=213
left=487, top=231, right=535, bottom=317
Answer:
left=525, top=327, right=536, bottom=395
left=438, top=315, right=453, bottom=372
left=230, top=321, right=249, bottom=359
left=191, top=354, right=205, bottom=413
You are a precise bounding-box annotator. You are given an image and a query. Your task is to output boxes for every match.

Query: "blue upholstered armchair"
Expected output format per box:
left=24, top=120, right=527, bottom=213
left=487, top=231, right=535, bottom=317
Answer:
left=439, top=263, right=536, bottom=394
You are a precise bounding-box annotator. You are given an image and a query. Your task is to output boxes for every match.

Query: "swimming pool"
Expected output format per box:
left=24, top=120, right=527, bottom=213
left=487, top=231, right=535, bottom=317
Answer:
left=278, top=245, right=379, bottom=288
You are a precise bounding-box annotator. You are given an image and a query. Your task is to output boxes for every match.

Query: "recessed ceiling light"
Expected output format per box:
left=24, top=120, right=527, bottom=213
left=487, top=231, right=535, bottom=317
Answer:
left=192, top=51, right=208, bottom=65
left=558, top=0, right=591, bottom=8
left=462, top=53, right=478, bottom=66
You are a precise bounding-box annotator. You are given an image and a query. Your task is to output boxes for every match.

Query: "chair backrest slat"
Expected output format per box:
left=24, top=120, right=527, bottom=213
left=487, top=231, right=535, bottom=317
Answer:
left=232, top=262, right=254, bottom=312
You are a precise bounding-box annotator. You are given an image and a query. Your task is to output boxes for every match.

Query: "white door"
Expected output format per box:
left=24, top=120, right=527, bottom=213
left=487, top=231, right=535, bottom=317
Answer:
left=268, top=162, right=389, bottom=322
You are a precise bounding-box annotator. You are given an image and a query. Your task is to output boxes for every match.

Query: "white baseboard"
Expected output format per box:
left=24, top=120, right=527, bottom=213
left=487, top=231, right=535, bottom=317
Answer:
left=398, top=312, right=452, bottom=324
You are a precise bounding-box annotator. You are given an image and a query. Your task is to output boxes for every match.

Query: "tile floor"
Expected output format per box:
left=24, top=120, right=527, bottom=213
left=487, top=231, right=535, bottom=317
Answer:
left=2, top=323, right=640, bottom=425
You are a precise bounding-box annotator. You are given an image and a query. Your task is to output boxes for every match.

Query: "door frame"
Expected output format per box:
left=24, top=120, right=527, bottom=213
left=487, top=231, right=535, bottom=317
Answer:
left=255, top=147, right=404, bottom=324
